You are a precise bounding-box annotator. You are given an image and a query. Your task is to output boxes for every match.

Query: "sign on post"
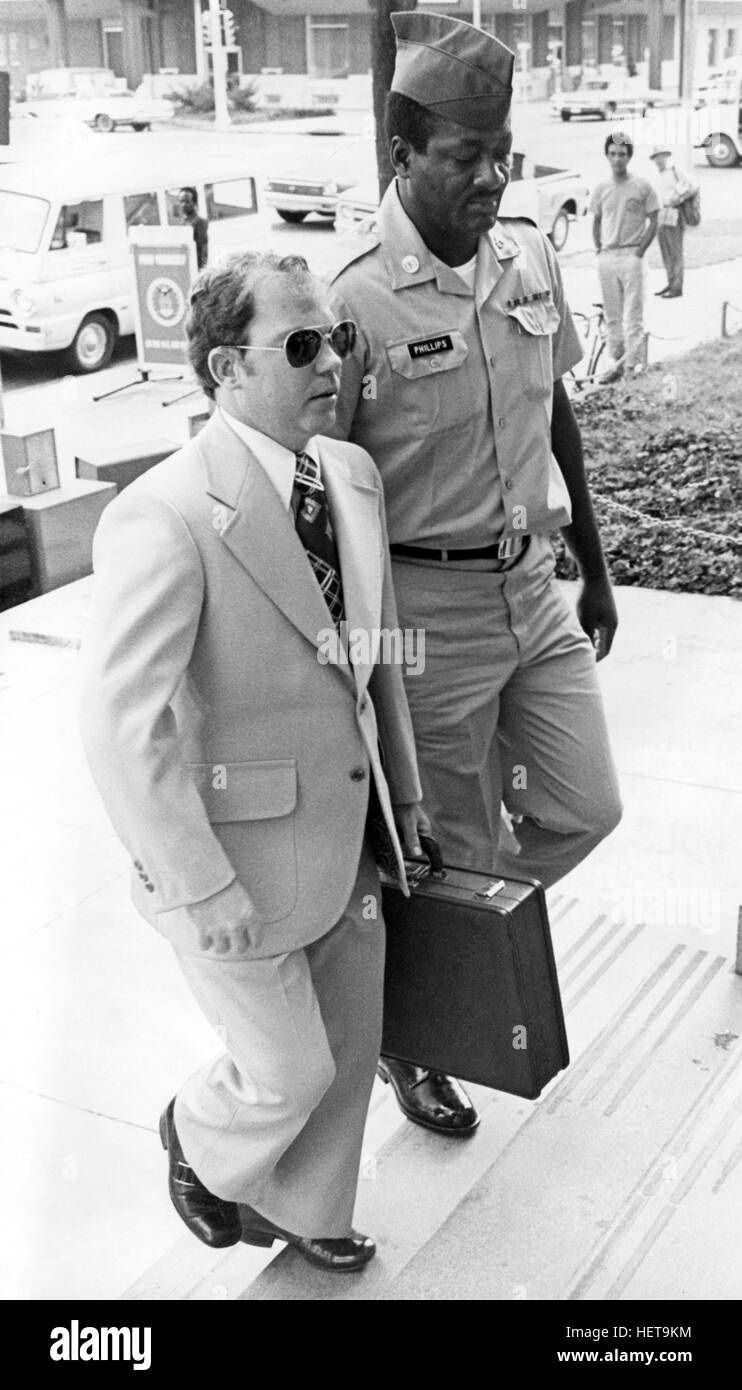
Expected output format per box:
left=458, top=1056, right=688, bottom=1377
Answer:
left=128, top=225, right=198, bottom=374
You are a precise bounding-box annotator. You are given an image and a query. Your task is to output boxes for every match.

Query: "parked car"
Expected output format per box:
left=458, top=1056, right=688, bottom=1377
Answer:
left=692, top=75, right=742, bottom=165
left=25, top=67, right=122, bottom=98
left=335, top=152, right=589, bottom=253
left=24, top=67, right=172, bottom=132
left=0, top=154, right=258, bottom=373
left=24, top=90, right=173, bottom=133
left=265, top=141, right=375, bottom=222
left=552, top=79, right=662, bottom=121
left=694, top=57, right=742, bottom=106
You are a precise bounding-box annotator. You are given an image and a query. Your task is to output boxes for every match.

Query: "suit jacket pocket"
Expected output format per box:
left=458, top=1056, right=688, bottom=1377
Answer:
left=188, top=758, right=298, bottom=923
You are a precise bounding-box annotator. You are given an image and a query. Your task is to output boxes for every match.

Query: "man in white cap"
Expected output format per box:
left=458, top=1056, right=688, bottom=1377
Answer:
left=329, top=11, right=622, bottom=1137
left=649, top=145, right=695, bottom=298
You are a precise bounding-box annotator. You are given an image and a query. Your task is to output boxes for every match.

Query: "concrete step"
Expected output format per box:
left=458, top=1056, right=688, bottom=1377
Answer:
left=122, top=891, right=742, bottom=1301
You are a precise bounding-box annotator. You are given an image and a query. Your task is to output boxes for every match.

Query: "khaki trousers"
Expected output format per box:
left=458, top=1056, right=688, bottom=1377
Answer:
left=173, top=845, right=383, bottom=1238
left=657, top=223, right=685, bottom=293
left=391, top=536, right=622, bottom=889
left=598, top=247, right=647, bottom=369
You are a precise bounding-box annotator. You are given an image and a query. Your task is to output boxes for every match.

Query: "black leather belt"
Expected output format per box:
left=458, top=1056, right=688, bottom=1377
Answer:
left=390, top=536, right=531, bottom=570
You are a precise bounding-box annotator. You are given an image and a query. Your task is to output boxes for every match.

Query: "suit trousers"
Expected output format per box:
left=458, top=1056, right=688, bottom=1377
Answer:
left=657, top=222, right=685, bottom=293
left=598, top=247, right=646, bottom=369
left=391, top=535, right=622, bottom=889
left=173, top=844, right=384, bottom=1238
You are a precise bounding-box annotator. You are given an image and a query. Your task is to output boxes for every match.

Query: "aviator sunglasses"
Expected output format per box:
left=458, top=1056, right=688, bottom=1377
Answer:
left=236, top=320, right=357, bottom=369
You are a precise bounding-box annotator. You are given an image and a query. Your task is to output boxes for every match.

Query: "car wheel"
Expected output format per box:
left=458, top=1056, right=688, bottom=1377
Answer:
left=705, top=134, right=740, bottom=167
left=560, top=111, right=572, bottom=122
left=277, top=210, right=308, bottom=223
left=65, top=314, right=116, bottom=374
left=548, top=207, right=570, bottom=252
left=93, top=112, right=115, bottom=133
left=132, top=123, right=149, bottom=132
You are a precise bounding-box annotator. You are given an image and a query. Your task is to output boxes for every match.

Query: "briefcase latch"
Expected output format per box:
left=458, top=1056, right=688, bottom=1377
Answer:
left=403, top=858, right=433, bottom=888
left=475, top=879, right=505, bottom=899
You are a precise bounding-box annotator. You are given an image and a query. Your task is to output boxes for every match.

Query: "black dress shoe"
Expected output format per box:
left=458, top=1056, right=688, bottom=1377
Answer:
left=377, top=1057, right=480, bottom=1135
left=238, top=1204, right=376, bottom=1272
left=159, top=1099, right=241, bottom=1248
left=654, top=287, right=670, bottom=296
left=663, top=289, right=683, bottom=298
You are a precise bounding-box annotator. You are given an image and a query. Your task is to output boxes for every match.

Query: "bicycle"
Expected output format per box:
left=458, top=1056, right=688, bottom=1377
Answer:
left=568, top=302, right=607, bottom=390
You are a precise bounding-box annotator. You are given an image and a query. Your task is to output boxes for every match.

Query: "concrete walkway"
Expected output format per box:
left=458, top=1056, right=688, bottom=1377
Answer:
left=1, top=565, right=740, bottom=1301
left=562, top=253, right=742, bottom=368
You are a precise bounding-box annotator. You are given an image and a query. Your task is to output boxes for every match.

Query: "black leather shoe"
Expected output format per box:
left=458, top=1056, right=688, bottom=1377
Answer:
left=654, top=287, right=670, bottom=296
left=663, top=289, right=683, bottom=298
left=159, top=1099, right=241, bottom=1248
left=377, top=1057, right=480, bottom=1135
left=238, top=1204, right=376, bottom=1272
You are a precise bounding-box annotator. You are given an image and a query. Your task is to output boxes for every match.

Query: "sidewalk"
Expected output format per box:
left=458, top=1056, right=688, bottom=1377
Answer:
left=562, top=250, right=742, bottom=366
left=1, top=564, right=740, bottom=1300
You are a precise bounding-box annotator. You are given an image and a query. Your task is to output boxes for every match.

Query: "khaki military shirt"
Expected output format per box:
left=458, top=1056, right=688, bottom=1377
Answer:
left=329, top=181, right=583, bottom=547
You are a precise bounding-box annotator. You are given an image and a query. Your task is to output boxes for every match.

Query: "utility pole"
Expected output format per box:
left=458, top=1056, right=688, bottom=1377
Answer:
left=208, top=0, right=231, bottom=128
left=370, top=0, right=415, bottom=201
left=679, top=0, right=698, bottom=100
left=472, top=0, right=482, bottom=27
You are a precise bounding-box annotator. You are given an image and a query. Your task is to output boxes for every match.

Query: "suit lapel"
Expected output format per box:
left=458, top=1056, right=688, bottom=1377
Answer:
left=197, top=413, right=344, bottom=664
left=319, top=441, right=382, bottom=696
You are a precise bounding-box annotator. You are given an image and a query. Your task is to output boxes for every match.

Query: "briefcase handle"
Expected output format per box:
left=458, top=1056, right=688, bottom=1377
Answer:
left=418, top=832, right=446, bottom=877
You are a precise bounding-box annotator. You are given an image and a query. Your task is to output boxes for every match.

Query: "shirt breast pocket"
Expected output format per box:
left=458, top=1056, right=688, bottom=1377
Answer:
left=385, top=329, right=475, bottom=433
left=506, top=297, right=561, bottom=403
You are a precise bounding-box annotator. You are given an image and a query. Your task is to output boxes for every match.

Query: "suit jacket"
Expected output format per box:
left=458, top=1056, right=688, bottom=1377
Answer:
left=80, top=411, right=422, bottom=959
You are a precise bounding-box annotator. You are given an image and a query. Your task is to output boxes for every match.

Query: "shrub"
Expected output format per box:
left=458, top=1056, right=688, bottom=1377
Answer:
left=227, top=77, right=259, bottom=112
left=552, top=363, right=742, bottom=599
left=166, top=81, right=215, bottom=114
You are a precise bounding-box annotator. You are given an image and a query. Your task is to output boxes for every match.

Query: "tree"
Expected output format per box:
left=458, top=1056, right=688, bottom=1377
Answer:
left=370, top=0, right=416, bottom=201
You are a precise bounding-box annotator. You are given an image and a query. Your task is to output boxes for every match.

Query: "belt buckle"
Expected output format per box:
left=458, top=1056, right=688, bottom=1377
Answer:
left=497, top=536, right=518, bottom=561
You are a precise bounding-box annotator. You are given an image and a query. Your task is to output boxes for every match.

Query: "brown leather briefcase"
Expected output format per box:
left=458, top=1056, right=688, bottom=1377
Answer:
left=380, top=840, right=569, bottom=1100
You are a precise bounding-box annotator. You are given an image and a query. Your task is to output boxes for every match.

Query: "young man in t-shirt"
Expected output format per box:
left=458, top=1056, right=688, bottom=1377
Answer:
left=590, top=133, right=659, bottom=382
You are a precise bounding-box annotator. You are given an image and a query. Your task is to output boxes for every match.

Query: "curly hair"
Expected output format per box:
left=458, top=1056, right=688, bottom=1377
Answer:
left=185, top=251, right=311, bottom=399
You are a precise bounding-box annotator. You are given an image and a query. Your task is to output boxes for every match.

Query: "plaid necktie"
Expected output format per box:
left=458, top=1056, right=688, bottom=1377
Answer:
left=291, top=452, right=345, bottom=628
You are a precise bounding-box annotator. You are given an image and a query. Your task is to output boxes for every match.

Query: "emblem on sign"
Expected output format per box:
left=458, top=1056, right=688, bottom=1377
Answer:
left=146, top=276, right=186, bottom=329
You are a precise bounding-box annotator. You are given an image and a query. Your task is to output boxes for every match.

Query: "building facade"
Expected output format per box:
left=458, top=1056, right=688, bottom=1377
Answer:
left=0, top=0, right=196, bottom=95
left=1, top=0, right=741, bottom=96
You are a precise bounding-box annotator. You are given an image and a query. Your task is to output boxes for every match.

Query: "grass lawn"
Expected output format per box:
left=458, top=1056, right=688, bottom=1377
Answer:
left=554, top=336, right=742, bottom=598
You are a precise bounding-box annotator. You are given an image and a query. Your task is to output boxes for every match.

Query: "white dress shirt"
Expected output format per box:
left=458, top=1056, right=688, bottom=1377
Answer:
left=219, top=407, right=319, bottom=510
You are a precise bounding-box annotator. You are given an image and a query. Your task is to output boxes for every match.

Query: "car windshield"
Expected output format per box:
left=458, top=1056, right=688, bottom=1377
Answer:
left=0, top=192, right=51, bottom=252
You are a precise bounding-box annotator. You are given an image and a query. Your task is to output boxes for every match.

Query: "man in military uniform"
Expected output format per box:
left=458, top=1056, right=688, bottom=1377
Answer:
left=329, top=12, right=622, bottom=1136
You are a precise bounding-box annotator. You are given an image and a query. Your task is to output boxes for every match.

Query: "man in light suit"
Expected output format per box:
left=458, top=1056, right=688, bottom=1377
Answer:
left=80, top=251, right=427, bottom=1273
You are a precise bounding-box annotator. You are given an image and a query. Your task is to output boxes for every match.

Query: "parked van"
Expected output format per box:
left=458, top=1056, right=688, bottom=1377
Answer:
left=0, top=154, right=259, bottom=372
left=694, top=73, right=742, bottom=166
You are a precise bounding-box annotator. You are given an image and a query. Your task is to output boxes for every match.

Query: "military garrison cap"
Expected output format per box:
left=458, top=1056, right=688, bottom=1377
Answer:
left=391, top=11, right=514, bottom=131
